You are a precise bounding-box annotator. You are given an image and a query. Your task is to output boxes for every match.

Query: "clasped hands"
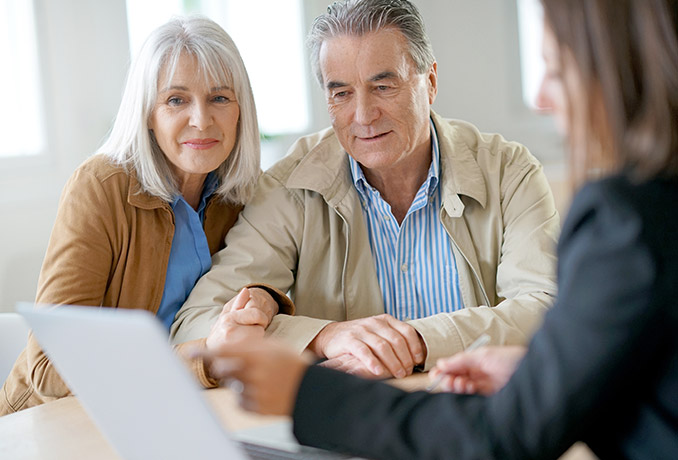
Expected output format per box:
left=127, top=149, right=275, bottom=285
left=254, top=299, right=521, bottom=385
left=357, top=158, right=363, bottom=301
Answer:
left=309, top=314, right=426, bottom=379
left=205, top=287, right=278, bottom=351
left=209, top=303, right=427, bottom=380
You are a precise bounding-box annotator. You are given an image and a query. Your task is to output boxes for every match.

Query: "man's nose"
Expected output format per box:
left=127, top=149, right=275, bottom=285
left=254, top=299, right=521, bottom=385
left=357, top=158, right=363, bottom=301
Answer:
left=354, top=91, right=380, bottom=125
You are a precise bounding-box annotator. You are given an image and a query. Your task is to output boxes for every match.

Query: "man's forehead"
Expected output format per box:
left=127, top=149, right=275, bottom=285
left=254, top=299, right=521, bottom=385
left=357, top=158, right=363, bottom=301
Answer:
left=319, top=30, right=413, bottom=85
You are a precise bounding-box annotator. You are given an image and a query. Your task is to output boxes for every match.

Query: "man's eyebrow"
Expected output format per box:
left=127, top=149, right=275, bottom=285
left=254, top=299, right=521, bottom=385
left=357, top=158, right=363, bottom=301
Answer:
left=326, top=80, right=347, bottom=90
left=370, top=71, right=397, bottom=82
left=325, top=72, right=396, bottom=90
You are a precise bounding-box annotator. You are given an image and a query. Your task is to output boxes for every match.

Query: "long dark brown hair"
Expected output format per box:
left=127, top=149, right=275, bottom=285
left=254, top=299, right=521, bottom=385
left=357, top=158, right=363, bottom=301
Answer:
left=541, top=0, right=678, bottom=185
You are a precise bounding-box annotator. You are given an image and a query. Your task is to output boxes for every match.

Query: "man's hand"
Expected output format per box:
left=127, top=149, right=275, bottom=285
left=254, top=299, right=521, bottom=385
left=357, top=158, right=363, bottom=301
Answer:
left=319, top=353, right=385, bottom=378
left=429, top=345, right=526, bottom=395
left=308, top=314, right=426, bottom=379
left=205, top=288, right=278, bottom=351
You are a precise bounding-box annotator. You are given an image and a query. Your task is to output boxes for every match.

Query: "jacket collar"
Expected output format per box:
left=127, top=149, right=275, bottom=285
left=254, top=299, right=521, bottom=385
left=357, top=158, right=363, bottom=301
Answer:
left=285, top=110, right=488, bottom=213
left=285, top=128, right=354, bottom=208
left=126, top=169, right=170, bottom=210
left=431, top=111, right=487, bottom=216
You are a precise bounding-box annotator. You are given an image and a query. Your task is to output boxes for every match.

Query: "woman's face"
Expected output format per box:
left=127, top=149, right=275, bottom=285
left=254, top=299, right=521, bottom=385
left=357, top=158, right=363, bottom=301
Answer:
left=149, top=53, right=240, bottom=186
left=535, top=23, right=571, bottom=137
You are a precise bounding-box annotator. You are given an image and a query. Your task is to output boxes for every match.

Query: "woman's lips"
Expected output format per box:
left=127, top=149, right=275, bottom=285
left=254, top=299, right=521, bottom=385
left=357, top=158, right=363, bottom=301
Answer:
left=182, top=138, right=219, bottom=150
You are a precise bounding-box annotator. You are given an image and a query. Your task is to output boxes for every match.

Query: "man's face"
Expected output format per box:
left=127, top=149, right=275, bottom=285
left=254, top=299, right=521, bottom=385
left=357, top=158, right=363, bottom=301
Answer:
left=319, top=28, right=437, bottom=174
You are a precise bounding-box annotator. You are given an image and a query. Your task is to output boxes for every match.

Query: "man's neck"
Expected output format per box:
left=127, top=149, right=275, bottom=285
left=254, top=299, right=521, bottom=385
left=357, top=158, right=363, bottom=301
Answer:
left=362, top=148, right=431, bottom=225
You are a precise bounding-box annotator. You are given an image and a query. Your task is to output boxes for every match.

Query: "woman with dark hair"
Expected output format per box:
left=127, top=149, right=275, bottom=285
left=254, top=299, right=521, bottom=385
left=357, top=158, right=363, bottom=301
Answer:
left=199, top=0, right=678, bottom=458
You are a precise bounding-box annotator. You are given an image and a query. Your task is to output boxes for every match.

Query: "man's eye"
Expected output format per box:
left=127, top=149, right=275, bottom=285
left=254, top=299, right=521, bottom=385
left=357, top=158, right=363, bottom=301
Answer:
left=334, top=91, right=348, bottom=98
left=376, top=85, right=389, bottom=91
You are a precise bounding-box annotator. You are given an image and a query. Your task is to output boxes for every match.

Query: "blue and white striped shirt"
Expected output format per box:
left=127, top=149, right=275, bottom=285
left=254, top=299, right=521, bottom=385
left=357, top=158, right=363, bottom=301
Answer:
left=349, top=120, right=464, bottom=320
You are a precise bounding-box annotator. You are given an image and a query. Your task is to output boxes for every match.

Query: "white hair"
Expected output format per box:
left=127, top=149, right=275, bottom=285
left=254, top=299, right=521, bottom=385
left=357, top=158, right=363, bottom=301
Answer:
left=98, top=15, right=260, bottom=204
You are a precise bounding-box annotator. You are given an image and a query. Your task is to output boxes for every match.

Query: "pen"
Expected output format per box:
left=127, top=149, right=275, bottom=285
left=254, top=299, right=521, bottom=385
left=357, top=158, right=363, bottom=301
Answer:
left=425, top=333, right=491, bottom=392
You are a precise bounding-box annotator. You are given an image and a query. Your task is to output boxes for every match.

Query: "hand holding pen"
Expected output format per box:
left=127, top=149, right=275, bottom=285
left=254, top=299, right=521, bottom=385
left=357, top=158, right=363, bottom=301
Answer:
left=426, top=333, right=490, bottom=392
left=427, top=335, right=527, bottom=395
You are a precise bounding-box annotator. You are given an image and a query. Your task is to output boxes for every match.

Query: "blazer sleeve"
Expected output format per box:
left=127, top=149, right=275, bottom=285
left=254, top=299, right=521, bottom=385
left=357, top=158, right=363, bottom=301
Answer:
left=292, top=182, right=666, bottom=460
left=25, top=168, right=116, bottom=399
left=409, top=154, right=559, bottom=370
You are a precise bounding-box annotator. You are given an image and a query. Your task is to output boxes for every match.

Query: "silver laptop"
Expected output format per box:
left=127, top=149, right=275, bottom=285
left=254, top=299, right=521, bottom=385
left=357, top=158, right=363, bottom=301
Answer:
left=17, top=303, right=356, bottom=460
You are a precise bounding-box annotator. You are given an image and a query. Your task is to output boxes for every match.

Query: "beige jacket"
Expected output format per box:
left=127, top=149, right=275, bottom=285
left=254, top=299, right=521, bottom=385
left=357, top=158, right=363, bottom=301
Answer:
left=171, top=112, right=560, bottom=369
left=1, top=155, right=247, bottom=415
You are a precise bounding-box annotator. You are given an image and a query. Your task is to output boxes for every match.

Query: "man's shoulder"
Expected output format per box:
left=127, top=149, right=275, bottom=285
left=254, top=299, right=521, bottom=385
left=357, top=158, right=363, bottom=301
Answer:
left=433, top=114, right=539, bottom=168
left=263, top=127, right=345, bottom=186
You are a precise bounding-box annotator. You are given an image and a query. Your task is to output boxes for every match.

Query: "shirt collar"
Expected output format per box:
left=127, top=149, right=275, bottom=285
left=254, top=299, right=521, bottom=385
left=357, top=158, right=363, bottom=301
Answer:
left=172, top=171, right=219, bottom=214
left=349, top=118, right=440, bottom=205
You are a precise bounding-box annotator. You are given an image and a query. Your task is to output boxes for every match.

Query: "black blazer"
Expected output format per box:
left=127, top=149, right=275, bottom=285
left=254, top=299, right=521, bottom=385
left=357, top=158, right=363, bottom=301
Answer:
left=292, top=174, right=678, bottom=460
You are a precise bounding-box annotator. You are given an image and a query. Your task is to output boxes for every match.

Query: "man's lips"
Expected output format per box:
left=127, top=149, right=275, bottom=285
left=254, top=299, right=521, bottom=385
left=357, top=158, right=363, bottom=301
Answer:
left=182, top=138, right=219, bottom=149
left=356, top=131, right=391, bottom=141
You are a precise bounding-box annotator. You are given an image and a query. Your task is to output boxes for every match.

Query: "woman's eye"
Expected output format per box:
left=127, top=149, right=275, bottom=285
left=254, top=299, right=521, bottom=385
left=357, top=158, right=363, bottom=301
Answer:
left=213, top=95, right=230, bottom=103
left=167, top=97, right=183, bottom=106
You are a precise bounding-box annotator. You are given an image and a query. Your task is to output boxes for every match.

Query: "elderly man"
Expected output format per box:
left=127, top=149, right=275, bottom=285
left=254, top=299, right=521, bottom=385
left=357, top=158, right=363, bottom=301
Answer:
left=171, top=0, right=558, bottom=379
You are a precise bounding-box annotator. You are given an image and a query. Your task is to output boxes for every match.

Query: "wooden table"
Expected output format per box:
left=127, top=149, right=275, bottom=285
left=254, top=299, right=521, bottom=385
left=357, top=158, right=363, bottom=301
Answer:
left=0, top=373, right=595, bottom=460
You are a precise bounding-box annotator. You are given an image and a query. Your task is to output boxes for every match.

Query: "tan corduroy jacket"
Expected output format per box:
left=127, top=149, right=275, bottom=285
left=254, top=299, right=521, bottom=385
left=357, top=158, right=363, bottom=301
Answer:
left=1, top=155, right=257, bottom=415
left=171, top=112, right=561, bottom=370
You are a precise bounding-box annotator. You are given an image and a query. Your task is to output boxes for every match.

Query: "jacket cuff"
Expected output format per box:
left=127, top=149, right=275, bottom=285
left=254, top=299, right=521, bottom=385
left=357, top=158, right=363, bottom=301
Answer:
left=266, top=314, right=334, bottom=355
left=244, top=283, right=295, bottom=316
left=407, top=314, right=463, bottom=371
left=174, top=338, right=219, bottom=389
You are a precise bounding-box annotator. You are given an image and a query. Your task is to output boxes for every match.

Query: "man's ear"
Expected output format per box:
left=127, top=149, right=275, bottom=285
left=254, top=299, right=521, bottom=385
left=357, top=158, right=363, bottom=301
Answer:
left=427, top=62, right=438, bottom=104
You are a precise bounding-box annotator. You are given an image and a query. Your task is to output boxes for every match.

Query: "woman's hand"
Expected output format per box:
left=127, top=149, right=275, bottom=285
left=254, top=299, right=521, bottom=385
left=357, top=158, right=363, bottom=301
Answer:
left=428, top=345, right=527, bottom=395
left=205, top=288, right=278, bottom=351
left=196, top=339, right=312, bottom=416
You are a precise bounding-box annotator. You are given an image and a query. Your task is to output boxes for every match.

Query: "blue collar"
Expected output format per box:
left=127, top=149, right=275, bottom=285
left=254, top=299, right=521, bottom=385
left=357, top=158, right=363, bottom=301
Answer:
left=171, top=172, right=219, bottom=215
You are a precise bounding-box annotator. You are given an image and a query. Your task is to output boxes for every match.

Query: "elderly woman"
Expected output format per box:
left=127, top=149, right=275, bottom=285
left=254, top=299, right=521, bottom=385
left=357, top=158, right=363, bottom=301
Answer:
left=0, top=16, right=290, bottom=416
left=200, top=0, right=678, bottom=458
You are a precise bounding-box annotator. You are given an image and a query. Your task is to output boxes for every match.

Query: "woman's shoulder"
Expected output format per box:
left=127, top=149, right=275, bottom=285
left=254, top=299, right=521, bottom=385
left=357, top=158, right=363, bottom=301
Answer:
left=568, top=175, right=677, bottom=225
left=562, top=174, right=678, bottom=261
left=64, top=154, right=143, bottom=198
left=58, top=155, right=139, bottom=207
left=71, top=155, right=130, bottom=183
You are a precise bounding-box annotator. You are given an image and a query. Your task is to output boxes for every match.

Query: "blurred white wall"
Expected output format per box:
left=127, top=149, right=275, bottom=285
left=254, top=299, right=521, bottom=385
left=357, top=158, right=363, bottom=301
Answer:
left=0, top=0, right=566, bottom=312
left=0, top=0, right=129, bottom=311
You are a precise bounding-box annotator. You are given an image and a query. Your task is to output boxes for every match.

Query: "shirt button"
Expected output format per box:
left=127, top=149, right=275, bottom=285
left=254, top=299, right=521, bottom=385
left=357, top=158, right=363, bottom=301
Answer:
left=384, top=215, right=391, bottom=221
left=401, top=263, right=408, bottom=272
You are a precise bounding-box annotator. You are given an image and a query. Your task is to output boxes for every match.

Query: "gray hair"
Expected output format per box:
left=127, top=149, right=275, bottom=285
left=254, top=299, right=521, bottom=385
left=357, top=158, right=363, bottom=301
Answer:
left=98, top=16, right=260, bottom=205
left=307, top=0, right=435, bottom=86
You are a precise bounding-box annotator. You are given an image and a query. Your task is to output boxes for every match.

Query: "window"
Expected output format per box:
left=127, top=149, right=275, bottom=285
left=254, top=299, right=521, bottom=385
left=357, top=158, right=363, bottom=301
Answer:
left=0, top=0, right=45, bottom=157
left=516, top=0, right=544, bottom=109
left=126, top=0, right=310, bottom=136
